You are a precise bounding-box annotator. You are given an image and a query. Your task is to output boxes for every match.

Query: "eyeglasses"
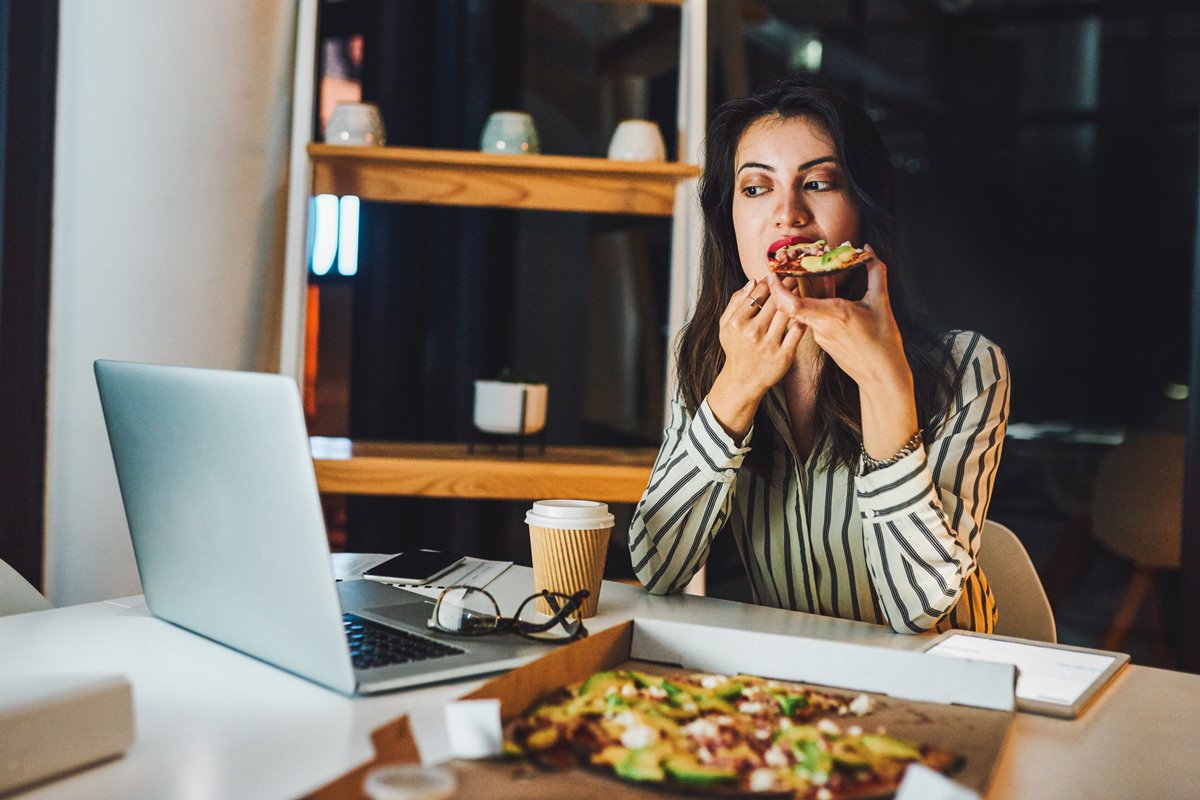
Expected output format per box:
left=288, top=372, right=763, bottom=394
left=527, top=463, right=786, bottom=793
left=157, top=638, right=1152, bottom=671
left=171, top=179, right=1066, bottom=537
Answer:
left=427, top=585, right=589, bottom=643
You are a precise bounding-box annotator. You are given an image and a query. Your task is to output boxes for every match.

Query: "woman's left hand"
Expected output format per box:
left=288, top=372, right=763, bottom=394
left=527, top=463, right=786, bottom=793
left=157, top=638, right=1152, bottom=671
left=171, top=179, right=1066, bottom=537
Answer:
left=763, top=246, right=909, bottom=392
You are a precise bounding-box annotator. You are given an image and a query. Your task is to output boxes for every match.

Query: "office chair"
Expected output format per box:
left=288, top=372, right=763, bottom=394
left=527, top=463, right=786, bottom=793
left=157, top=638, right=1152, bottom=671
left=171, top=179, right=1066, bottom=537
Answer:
left=1090, top=432, right=1182, bottom=656
left=0, top=558, right=52, bottom=617
left=978, top=521, right=1057, bottom=643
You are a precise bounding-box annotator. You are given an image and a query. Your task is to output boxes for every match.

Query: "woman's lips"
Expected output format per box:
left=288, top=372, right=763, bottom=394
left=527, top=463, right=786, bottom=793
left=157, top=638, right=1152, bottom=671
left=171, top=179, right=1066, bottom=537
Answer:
left=767, top=235, right=817, bottom=260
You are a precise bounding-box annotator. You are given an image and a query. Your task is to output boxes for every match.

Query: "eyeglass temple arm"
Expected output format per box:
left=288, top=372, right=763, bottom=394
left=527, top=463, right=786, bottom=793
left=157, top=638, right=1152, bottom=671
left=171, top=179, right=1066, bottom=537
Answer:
left=538, top=589, right=589, bottom=633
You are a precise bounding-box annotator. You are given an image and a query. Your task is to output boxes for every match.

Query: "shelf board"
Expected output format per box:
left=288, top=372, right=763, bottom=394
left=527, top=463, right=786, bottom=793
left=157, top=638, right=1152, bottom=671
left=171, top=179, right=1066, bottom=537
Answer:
left=308, top=144, right=699, bottom=217
left=311, top=438, right=657, bottom=503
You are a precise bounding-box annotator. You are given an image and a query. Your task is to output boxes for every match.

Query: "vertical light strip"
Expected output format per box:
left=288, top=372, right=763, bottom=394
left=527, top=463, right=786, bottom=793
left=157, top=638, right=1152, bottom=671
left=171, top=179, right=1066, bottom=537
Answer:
left=310, top=193, right=339, bottom=276
left=337, top=195, right=359, bottom=276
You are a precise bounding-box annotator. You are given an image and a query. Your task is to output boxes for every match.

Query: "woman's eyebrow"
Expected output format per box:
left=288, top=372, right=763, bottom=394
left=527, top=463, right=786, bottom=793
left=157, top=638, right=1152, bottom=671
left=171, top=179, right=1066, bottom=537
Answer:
left=797, top=156, right=837, bottom=171
left=736, top=160, right=775, bottom=174
left=736, top=155, right=838, bottom=175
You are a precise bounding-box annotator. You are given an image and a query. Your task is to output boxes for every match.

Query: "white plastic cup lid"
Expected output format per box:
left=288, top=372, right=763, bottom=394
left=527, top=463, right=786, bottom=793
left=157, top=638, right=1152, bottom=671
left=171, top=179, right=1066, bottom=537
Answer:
left=525, top=499, right=615, bottom=530
left=362, top=764, right=456, bottom=800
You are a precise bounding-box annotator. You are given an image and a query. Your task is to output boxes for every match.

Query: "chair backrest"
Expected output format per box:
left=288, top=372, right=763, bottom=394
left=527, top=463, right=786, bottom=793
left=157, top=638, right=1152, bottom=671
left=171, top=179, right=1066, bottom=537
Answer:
left=978, top=521, right=1056, bottom=643
left=0, top=559, right=52, bottom=617
left=1091, top=432, right=1183, bottom=569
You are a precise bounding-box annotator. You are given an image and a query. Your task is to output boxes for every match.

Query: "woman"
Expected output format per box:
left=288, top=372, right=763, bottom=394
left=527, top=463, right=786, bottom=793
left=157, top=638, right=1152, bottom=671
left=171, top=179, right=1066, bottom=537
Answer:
left=628, top=78, right=1008, bottom=634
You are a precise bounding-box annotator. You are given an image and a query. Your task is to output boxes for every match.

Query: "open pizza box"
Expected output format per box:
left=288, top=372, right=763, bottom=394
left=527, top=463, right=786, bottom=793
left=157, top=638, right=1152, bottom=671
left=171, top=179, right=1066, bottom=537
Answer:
left=308, top=618, right=1016, bottom=799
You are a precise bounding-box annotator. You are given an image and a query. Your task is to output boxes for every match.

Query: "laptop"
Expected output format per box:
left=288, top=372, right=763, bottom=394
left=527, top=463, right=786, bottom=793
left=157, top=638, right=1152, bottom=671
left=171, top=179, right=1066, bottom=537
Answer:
left=94, top=359, right=549, bottom=695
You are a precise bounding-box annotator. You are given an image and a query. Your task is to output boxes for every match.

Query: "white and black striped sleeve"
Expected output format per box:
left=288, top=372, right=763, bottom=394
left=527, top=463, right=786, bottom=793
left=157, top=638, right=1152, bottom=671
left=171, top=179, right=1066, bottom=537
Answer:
left=628, top=393, right=751, bottom=595
left=855, top=335, right=1010, bottom=633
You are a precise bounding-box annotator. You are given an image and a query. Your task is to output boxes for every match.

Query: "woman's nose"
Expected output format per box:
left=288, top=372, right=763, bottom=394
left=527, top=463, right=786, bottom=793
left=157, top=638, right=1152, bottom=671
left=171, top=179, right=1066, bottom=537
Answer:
left=774, top=189, right=810, bottom=228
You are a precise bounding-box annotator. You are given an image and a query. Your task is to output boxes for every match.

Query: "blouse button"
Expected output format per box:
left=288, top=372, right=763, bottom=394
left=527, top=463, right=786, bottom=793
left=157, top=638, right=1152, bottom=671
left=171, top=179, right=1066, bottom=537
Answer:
left=862, top=508, right=876, bottom=519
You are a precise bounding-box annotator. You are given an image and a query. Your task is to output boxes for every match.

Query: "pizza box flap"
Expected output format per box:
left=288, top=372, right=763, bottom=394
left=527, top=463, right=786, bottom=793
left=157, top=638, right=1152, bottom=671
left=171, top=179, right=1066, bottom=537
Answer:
left=460, top=618, right=1015, bottom=718
left=630, top=618, right=1016, bottom=711
left=460, top=620, right=636, bottom=720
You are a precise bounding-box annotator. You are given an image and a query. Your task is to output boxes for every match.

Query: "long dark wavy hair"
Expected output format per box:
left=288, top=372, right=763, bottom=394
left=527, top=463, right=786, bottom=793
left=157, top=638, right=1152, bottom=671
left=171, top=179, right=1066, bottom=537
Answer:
left=677, top=77, right=955, bottom=473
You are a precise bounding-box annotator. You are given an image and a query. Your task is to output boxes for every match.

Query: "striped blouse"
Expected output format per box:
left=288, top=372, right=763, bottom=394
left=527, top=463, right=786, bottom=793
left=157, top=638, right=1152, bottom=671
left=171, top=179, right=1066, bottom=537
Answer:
left=628, top=331, right=1009, bottom=634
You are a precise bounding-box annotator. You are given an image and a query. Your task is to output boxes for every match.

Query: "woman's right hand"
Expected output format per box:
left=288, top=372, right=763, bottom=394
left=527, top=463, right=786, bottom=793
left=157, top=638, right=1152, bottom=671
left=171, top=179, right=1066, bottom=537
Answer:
left=706, top=279, right=805, bottom=442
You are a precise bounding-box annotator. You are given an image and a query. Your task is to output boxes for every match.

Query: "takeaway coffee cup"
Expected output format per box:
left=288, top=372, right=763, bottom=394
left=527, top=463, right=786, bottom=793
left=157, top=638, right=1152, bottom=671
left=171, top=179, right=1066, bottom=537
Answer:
left=525, top=500, right=615, bottom=618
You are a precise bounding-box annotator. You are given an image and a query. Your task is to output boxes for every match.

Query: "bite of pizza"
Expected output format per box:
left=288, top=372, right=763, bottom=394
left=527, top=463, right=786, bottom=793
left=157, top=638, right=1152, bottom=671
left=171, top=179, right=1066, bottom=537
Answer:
left=770, top=240, right=872, bottom=278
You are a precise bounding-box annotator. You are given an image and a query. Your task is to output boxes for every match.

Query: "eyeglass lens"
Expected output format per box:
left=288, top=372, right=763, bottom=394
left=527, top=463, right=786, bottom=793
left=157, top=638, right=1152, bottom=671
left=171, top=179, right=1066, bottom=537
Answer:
left=432, top=586, right=500, bottom=634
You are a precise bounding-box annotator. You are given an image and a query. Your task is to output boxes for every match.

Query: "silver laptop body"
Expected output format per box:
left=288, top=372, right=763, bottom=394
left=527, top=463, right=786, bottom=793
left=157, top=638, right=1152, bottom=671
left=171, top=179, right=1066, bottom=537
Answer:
left=94, top=359, right=547, bottom=695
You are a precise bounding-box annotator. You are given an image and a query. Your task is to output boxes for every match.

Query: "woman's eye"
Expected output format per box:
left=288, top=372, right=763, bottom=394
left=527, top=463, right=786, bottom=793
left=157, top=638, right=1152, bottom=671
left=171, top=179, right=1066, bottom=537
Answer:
left=742, top=185, right=769, bottom=197
left=804, top=179, right=833, bottom=191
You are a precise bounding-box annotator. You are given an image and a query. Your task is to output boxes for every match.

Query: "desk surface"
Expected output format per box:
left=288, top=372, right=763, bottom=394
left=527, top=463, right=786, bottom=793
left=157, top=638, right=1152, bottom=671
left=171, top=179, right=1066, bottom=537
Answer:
left=3, top=566, right=1197, bottom=800
left=310, top=438, right=657, bottom=502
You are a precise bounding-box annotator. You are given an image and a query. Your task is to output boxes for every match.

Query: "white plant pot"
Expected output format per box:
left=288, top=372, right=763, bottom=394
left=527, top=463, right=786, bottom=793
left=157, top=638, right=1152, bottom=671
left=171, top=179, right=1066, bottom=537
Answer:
left=473, top=381, right=547, bottom=436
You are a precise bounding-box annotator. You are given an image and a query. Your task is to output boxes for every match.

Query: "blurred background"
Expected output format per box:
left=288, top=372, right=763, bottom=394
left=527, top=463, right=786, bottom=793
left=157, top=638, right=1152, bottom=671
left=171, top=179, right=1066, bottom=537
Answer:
left=303, top=0, right=1198, bottom=668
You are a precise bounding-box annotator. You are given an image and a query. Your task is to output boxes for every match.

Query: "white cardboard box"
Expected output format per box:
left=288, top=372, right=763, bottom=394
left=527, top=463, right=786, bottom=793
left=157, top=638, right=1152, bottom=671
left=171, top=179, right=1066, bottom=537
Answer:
left=0, top=674, right=134, bottom=795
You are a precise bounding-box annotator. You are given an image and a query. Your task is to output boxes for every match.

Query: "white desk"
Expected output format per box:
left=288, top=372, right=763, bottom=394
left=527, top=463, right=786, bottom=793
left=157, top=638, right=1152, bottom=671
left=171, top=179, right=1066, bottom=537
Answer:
left=2, top=566, right=1197, bottom=799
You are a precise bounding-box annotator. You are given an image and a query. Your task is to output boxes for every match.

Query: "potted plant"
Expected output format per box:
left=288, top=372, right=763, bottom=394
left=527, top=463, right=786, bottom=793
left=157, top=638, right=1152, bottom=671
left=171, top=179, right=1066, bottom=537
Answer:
left=473, top=369, right=547, bottom=436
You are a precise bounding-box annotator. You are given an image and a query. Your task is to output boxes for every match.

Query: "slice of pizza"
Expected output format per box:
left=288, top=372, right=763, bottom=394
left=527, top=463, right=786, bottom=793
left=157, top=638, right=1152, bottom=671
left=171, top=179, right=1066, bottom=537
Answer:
left=770, top=240, right=872, bottom=278
left=502, top=669, right=964, bottom=800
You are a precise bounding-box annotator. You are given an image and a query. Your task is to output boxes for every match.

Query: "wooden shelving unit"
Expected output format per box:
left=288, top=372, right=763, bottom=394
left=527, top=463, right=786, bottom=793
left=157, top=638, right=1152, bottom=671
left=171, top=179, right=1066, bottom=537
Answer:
left=308, top=145, right=698, bottom=217
left=311, top=438, right=657, bottom=503
left=285, top=1, right=707, bottom=500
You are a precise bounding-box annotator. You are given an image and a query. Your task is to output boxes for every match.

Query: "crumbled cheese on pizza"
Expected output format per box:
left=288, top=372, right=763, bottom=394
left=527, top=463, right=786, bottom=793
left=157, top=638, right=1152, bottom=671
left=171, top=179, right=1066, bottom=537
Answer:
left=738, top=701, right=765, bottom=714
left=847, top=725, right=863, bottom=737
left=749, top=768, right=776, bottom=792
left=682, top=718, right=719, bottom=739
left=700, top=674, right=726, bottom=689
left=620, top=726, right=656, bottom=749
left=849, top=694, right=873, bottom=716
left=620, top=683, right=636, bottom=698
left=816, top=788, right=834, bottom=800
left=763, top=746, right=789, bottom=768
left=817, top=718, right=841, bottom=736
left=613, top=711, right=658, bottom=750
left=646, top=685, right=667, bottom=699
left=755, top=727, right=772, bottom=740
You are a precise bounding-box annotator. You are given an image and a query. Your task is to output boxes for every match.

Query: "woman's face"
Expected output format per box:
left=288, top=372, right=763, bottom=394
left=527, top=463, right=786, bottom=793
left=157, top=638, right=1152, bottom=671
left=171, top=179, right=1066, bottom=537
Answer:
left=731, top=114, right=861, bottom=284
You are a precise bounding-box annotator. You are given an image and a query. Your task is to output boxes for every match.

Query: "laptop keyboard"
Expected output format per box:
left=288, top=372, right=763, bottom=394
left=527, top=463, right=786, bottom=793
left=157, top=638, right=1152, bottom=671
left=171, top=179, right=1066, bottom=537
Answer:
left=343, top=613, right=465, bottom=670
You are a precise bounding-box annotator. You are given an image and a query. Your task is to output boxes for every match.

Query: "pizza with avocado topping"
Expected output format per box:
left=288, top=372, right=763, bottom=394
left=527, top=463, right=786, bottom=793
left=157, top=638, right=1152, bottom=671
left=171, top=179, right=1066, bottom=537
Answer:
left=770, top=239, right=872, bottom=277
left=503, top=669, right=962, bottom=800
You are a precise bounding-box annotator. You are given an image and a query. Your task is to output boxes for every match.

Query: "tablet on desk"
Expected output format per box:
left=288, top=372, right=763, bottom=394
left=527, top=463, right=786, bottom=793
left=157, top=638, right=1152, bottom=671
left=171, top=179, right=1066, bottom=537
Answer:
left=923, top=631, right=1129, bottom=718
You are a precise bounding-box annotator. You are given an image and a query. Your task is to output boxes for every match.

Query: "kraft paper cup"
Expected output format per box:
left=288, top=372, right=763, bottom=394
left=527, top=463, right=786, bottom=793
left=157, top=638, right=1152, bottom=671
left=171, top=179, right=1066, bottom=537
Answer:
left=525, top=500, right=615, bottom=618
